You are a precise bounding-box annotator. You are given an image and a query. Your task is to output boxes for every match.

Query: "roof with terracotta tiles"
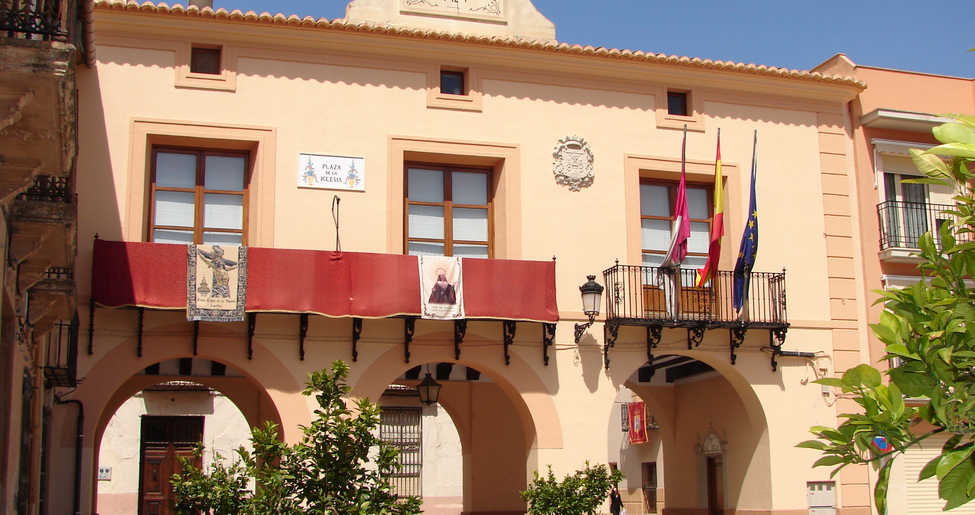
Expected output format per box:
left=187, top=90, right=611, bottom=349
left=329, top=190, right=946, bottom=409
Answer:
left=93, top=0, right=866, bottom=90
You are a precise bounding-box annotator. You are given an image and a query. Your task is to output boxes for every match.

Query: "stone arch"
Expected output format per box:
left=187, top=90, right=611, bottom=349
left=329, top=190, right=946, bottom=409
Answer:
left=350, top=329, right=562, bottom=514
left=607, top=346, right=773, bottom=513
left=351, top=330, right=563, bottom=453
left=67, top=319, right=309, bottom=514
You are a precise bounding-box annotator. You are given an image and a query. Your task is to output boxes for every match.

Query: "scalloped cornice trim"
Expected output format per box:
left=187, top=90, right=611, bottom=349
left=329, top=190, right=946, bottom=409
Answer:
left=93, top=0, right=865, bottom=91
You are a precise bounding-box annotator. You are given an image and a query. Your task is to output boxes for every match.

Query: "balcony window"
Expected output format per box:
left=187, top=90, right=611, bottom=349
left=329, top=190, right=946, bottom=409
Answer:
left=406, top=164, right=491, bottom=258
left=876, top=170, right=970, bottom=257
left=640, top=180, right=711, bottom=270
left=150, top=148, right=248, bottom=245
left=881, top=172, right=928, bottom=248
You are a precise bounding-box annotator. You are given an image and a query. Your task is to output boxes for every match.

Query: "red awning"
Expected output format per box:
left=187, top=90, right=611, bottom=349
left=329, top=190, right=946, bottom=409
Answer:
left=91, top=239, right=559, bottom=323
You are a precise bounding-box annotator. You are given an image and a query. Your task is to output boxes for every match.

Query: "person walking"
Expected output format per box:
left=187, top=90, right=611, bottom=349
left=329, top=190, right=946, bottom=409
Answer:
left=610, top=487, right=623, bottom=515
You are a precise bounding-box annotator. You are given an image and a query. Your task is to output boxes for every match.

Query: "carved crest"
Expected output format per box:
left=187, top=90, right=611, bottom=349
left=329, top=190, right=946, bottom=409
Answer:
left=701, top=429, right=724, bottom=455
left=553, top=135, right=594, bottom=191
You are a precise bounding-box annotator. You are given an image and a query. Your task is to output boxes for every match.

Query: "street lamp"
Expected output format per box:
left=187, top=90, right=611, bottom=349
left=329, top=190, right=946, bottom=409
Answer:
left=416, top=366, right=442, bottom=406
left=574, top=275, right=604, bottom=343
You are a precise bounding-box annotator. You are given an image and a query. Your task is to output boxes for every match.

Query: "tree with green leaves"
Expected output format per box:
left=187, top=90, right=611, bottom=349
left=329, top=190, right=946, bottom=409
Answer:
left=171, top=360, right=423, bottom=515
left=520, top=461, right=623, bottom=515
left=799, top=114, right=975, bottom=513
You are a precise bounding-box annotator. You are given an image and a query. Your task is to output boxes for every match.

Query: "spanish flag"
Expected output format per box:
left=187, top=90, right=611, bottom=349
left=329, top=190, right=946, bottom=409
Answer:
left=696, top=130, right=724, bottom=287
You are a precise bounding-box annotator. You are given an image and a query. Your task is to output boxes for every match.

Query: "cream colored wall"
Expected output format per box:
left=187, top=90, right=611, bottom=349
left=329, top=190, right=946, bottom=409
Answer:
left=78, top=40, right=844, bottom=327
left=62, top=9, right=864, bottom=515
left=854, top=67, right=975, bottom=117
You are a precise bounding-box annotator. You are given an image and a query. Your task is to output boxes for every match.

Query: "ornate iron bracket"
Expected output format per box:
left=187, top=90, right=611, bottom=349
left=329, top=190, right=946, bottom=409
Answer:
left=88, top=298, right=95, bottom=355
left=247, top=313, right=256, bottom=360
left=351, top=317, right=362, bottom=362
left=647, top=325, right=662, bottom=364
left=454, top=319, right=467, bottom=360
left=542, top=323, right=556, bottom=366
left=503, top=320, right=516, bottom=365
left=687, top=326, right=705, bottom=349
left=192, top=320, right=200, bottom=356
left=730, top=326, right=747, bottom=365
left=298, top=314, right=309, bottom=361
left=136, top=308, right=144, bottom=358
left=404, top=317, right=415, bottom=364
left=769, top=327, right=788, bottom=372
left=574, top=320, right=594, bottom=344
left=604, top=321, right=620, bottom=370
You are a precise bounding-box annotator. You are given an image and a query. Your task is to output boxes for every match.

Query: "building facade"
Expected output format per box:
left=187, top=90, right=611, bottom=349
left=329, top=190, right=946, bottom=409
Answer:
left=814, top=55, right=975, bottom=515
left=29, top=0, right=915, bottom=514
left=0, top=0, right=93, bottom=512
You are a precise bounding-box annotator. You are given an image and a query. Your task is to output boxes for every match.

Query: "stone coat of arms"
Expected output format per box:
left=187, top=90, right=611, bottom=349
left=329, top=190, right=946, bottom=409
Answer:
left=553, top=135, right=594, bottom=191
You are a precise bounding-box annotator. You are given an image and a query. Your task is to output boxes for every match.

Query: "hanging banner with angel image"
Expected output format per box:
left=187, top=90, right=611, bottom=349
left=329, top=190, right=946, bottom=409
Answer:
left=419, top=255, right=465, bottom=320
left=187, top=244, right=248, bottom=322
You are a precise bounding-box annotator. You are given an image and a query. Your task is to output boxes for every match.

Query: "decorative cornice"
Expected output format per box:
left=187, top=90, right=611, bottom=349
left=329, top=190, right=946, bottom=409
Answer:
left=92, top=0, right=866, bottom=91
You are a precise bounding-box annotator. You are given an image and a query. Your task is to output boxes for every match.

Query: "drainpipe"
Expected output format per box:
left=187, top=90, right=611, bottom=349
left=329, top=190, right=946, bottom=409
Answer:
left=55, top=397, right=83, bottom=515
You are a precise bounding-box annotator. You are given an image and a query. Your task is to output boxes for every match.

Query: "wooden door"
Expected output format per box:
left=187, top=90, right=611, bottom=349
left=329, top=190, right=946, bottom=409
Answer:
left=706, top=456, right=724, bottom=515
left=139, top=416, right=203, bottom=515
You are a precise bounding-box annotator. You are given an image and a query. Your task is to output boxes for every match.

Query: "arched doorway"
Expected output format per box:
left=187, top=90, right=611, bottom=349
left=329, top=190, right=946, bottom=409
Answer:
left=382, top=361, right=530, bottom=515
left=354, top=337, right=553, bottom=515
left=378, top=364, right=465, bottom=514
left=95, top=357, right=259, bottom=515
left=607, top=352, right=771, bottom=515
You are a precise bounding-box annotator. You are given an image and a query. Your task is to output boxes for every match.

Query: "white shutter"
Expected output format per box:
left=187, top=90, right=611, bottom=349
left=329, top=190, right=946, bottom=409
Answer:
left=902, top=433, right=975, bottom=515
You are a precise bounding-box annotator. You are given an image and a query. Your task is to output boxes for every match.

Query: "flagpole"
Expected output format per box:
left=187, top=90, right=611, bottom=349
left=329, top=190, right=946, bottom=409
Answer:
left=734, top=130, right=759, bottom=317
left=697, top=128, right=724, bottom=288
left=660, top=125, right=690, bottom=268
left=658, top=125, right=690, bottom=319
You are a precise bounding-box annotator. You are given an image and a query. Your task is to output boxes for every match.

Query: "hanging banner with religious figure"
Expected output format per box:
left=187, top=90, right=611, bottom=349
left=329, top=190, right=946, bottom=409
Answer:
left=187, top=244, right=248, bottom=322
left=419, top=255, right=465, bottom=320
left=298, top=153, right=365, bottom=191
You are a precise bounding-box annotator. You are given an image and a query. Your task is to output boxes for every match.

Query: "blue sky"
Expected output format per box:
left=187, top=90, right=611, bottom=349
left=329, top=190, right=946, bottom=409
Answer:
left=210, top=0, right=973, bottom=78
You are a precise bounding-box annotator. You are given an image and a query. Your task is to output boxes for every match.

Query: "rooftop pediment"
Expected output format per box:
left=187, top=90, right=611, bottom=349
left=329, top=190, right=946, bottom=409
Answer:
left=345, top=0, right=555, bottom=41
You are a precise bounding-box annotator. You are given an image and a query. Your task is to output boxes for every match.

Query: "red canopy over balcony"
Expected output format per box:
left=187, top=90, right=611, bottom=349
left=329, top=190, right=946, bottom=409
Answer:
left=91, top=239, right=559, bottom=323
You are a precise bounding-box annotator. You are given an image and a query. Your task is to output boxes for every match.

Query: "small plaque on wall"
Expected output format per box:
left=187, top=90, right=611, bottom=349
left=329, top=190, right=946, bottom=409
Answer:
left=298, top=154, right=365, bottom=191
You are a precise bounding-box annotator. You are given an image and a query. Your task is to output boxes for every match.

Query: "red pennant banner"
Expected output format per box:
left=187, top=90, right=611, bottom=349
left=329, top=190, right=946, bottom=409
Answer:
left=628, top=402, right=648, bottom=444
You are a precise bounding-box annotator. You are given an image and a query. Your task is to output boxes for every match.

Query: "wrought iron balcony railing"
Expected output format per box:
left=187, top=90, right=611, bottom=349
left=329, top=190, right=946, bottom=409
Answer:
left=1, top=0, right=69, bottom=39
left=43, top=314, right=78, bottom=388
left=602, top=263, right=787, bottom=329
left=877, top=200, right=972, bottom=251
left=17, top=175, right=73, bottom=203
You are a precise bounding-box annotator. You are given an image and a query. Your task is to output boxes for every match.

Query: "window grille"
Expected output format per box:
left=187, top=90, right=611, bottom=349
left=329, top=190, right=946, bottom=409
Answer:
left=380, top=406, right=423, bottom=498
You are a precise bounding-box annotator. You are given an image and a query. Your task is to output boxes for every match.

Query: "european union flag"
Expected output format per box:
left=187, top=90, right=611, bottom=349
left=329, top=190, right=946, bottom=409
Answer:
left=733, top=131, right=758, bottom=312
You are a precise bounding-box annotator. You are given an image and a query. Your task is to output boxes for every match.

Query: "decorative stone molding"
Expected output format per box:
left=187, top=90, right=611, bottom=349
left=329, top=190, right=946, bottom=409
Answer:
left=700, top=428, right=725, bottom=455
left=403, top=0, right=503, bottom=20
left=553, top=135, right=594, bottom=191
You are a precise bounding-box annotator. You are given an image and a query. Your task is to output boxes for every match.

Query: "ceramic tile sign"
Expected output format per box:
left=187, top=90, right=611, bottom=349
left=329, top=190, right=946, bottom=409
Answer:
left=298, top=154, right=365, bottom=191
